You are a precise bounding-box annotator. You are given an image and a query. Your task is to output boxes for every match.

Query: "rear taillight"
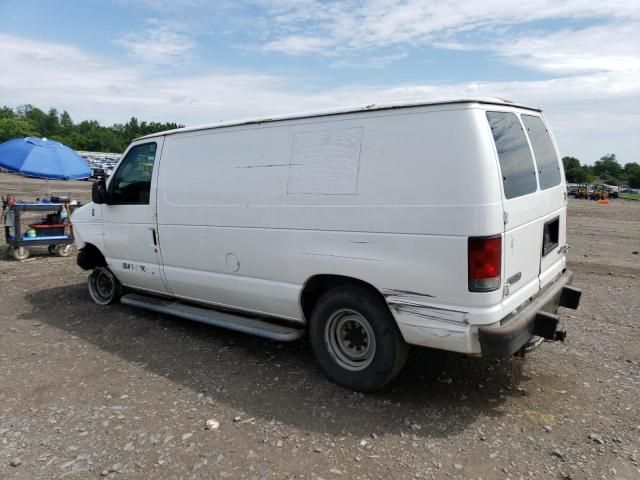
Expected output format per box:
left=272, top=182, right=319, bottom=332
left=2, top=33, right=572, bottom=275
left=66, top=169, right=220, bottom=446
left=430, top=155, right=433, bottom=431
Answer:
left=468, top=235, right=502, bottom=292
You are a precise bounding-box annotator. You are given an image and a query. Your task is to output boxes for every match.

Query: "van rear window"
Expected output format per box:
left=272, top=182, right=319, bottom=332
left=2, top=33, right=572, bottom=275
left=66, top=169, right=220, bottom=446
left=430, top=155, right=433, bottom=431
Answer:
left=486, top=112, right=537, bottom=199
left=522, top=115, right=561, bottom=190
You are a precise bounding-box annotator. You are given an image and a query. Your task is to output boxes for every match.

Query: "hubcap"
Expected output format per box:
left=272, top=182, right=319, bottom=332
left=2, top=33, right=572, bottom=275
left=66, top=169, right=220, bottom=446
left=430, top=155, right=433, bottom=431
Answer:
left=325, top=309, right=376, bottom=371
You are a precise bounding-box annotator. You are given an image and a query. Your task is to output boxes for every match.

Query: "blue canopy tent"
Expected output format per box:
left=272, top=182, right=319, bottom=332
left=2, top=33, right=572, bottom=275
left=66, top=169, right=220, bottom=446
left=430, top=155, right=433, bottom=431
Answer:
left=0, top=137, right=90, bottom=180
left=1, top=137, right=89, bottom=261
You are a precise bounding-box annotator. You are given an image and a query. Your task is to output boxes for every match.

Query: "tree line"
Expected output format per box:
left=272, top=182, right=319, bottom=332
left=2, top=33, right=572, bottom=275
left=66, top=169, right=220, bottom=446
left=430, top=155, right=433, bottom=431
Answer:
left=563, top=154, right=640, bottom=188
left=0, top=105, right=183, bottom=153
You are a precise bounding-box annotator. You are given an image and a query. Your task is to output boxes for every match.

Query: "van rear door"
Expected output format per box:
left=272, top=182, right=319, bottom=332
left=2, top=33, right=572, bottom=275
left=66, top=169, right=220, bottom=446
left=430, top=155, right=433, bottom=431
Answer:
left=520, top=114, right=566, bottom=289
left=486, top=111, right=542, bottom=300
left=486, top=110, right=567, bottom=302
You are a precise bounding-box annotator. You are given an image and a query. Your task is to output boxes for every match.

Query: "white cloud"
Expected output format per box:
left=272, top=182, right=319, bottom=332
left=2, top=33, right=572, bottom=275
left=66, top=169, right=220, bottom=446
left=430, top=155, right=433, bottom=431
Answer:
left=497, top=23, right=640, bottom=75
left=330, top=52, right=408, bottom=69
left=0, top=33, right=638, bottom=164
left=263, top=35, right=335, bottom=55
left=113, top=1, right=640, bottom=80
left=115, top=19, right=195, bottom=64
left=255, top=0, right=640, bottom=53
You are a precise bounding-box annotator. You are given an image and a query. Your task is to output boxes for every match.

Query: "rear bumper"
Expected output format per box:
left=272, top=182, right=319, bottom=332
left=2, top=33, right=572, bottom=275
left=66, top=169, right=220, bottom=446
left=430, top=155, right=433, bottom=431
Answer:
left=478, top=270, right=581, bottom=356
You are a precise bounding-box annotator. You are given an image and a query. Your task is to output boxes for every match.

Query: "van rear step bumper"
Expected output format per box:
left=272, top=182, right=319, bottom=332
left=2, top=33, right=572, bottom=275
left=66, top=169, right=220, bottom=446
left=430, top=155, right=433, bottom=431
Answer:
left=120, top=293, right=305, bottom=342
left=478, top=271, right=581, bottom=357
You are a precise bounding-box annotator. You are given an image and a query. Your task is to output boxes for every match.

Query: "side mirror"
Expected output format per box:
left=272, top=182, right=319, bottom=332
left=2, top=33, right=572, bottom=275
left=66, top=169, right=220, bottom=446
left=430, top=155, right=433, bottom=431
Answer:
left=92, top=178, right=107, bottom=204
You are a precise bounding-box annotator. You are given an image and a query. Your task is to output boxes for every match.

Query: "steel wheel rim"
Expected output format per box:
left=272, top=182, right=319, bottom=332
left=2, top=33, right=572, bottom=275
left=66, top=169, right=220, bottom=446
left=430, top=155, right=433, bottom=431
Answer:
left=324, top=308, right=376, bottom=371
left=92, top=269, right=114, bottom=302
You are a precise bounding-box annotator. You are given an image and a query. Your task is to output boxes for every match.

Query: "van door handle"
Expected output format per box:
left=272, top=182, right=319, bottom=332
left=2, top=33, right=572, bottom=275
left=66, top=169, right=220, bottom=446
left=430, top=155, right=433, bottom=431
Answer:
left=151, top=228, right=157, bottom=246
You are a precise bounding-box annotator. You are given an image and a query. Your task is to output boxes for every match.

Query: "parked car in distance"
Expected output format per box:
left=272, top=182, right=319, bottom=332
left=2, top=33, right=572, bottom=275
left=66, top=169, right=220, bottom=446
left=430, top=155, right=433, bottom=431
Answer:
left=604, top=184, right=619, bottom=198
left=72, top=98, right=581, bottom=391
left=90, top=167, right=105, bottom=179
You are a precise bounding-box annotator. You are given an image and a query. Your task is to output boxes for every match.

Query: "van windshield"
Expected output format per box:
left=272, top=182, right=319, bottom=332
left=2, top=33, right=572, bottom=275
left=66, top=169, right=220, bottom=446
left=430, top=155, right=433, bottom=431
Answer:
left=521, top=115, right=561, bottom=190
left=486, top=112, right=537, bottom=199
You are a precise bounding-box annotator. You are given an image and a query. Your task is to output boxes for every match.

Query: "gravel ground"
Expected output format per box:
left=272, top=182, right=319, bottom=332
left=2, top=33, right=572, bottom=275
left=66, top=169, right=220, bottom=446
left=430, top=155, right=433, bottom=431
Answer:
left=1, top=172, right=639, bottom=479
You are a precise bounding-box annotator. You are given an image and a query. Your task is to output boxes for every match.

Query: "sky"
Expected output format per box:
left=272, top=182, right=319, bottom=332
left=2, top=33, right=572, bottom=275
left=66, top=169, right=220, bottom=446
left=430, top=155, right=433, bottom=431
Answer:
left=0, top=0, right=638, bottom=164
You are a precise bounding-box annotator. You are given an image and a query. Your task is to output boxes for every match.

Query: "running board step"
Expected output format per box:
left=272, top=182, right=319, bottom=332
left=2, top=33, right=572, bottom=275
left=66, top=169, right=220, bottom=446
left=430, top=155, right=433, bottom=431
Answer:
left=120, top=293, right=305, bottom=342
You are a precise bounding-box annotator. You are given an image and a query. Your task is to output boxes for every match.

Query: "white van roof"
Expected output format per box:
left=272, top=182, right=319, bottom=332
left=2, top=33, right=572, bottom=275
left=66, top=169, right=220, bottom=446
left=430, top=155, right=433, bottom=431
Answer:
left=136, top=97, right=541, bottom=141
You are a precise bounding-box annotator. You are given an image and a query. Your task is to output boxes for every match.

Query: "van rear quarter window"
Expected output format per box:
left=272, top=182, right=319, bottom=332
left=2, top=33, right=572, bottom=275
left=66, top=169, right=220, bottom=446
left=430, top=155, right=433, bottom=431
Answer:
left=521, top=115, right=561, bottom=190
left=486, top=112, right=537, bottom=199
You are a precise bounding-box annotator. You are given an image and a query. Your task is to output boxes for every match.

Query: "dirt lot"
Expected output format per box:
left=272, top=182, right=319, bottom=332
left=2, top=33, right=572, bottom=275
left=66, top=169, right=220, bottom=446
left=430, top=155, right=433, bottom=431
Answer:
left=1, top=172, right=639, bottom=479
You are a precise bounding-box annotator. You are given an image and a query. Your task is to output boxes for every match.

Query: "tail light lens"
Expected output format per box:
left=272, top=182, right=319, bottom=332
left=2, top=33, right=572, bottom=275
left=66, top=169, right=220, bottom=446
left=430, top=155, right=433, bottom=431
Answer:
left=468, top=235, right=502, bottom=292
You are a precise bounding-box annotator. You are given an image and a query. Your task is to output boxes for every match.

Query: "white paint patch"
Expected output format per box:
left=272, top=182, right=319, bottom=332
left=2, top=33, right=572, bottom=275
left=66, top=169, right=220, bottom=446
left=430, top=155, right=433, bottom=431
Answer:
left=287, top=127, right=363, bottom=195
left=226, top=253, right=240, bottom=272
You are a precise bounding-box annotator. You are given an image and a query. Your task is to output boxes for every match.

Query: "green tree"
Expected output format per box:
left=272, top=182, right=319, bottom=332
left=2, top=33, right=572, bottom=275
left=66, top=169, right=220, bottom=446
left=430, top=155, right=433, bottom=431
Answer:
left=122, top=117, right=140, bottom=143
left=624, top=162, right=640, bottom=188
left=582, top=165, right=595, bottom=183
left=562, top=156, right=580, bottom=182
left=4, top=103, right=182, bottom=153
left=593, top=154, right=623, bottom=183
left=0, top=117, right=40, bottom=142
left=44, top=107, right=60, bottom=137
left=562, top=156, right=593, bottom=183
left=0, top=106, right=15, bottom=119
left=17, top=104, right=48, bottom=136
left=60, top=110, right=74, bottom=130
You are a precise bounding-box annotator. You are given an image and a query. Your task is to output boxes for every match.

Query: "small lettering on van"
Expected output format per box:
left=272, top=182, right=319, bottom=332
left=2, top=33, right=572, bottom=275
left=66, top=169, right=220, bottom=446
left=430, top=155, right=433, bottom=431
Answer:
left=122, top=262, right=147, bottom=273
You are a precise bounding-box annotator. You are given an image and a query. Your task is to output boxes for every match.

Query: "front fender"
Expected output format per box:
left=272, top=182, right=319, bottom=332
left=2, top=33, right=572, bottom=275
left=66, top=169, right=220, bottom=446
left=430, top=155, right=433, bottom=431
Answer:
left=71, top=203, right=103, bottom=251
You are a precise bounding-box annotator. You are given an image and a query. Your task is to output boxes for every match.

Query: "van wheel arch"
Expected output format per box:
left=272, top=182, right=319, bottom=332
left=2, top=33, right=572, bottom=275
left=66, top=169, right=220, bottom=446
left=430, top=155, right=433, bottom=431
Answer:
left=77, top=243, right=107, bottom=271
left=300, top=274, right=390, bottom=322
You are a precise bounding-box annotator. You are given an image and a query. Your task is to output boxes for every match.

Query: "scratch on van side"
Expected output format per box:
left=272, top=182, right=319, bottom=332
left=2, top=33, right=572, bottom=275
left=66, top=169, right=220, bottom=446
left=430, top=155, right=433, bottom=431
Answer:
left=389, top=299, right=467, bottom=315
left=381, top=288, right=435, bottom=299
left=390, top=305, right=468, bottom=326
left=298, top=252, right=381, bottom=262
left=236, top=163, right=302, bottom=169
left=384, top=290, right=468, bottom=325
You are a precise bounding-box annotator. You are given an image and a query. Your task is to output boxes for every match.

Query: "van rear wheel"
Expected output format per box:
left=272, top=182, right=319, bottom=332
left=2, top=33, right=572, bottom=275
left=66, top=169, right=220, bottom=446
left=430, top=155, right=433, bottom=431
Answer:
left=309, top=286, right=408, bottom=392
left=88, top=267, right=122, bottom=305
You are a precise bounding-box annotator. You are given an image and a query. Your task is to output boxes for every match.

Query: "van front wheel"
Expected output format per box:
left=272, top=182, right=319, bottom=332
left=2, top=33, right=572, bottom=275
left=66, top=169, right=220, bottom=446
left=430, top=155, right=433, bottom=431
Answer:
left=309, top=286, right=408, bottom=392
left=88, top=267, right=122, bottom=305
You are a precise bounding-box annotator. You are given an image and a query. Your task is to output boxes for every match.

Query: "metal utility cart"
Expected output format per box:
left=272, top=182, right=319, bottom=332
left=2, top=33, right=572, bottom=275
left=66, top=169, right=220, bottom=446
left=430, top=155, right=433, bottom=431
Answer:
left=4, top=202, right=78, bottom=261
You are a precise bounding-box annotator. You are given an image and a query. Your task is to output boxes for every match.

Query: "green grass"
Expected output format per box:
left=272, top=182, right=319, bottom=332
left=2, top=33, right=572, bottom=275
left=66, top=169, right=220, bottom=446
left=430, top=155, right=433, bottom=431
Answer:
left=620, top=193, right=640, bottom=200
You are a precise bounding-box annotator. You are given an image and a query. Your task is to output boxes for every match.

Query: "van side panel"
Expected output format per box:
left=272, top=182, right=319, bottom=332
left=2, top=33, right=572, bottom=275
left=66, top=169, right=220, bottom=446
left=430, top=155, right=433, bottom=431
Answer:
left=155, top=107, right=504, bottom=323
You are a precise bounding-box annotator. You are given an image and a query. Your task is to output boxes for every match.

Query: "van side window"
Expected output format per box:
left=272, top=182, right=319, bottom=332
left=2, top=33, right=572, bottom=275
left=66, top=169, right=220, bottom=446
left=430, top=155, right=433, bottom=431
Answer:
left=521, top=115, right=561, bottom=190
left=109, top=143, right=157, bottom=205
left=486, top=112, right=538, bottom=199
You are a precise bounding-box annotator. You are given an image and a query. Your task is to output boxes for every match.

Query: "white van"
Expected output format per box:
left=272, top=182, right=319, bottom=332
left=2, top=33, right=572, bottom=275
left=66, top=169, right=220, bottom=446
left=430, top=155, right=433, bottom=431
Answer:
left=72, top=98, right=581, bottom=391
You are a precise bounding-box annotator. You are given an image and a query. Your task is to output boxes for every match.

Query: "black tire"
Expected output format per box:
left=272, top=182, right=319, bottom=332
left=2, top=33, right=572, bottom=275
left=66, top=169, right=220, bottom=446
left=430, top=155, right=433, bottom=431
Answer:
left=88, top=267, right=122, bottom=305
left=309, top=285, right=409, bottom=392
